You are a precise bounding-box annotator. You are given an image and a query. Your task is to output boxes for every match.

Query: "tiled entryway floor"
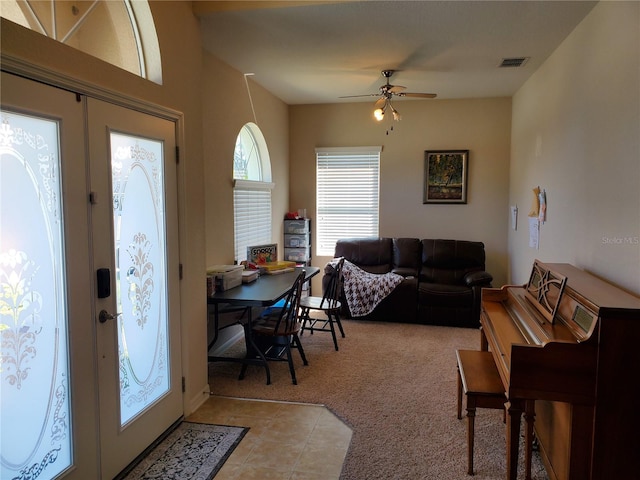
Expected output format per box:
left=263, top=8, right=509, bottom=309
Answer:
left=187, top=395, right=352, bottom=480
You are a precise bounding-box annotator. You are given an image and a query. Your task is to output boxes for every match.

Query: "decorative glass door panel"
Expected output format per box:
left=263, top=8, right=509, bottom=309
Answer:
left=88, top=97, right=181, bottom=480
left=0, top=110, right=72, bottom=479
left=110, top=132, right=169, bottom=426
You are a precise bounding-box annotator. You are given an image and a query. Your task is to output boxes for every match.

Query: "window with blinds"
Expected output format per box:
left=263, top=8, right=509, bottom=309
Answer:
left=233, top=180, right=273, bottom=262
left=233, top=123, right=273, bottom=263
left=315, top=147, right=381, bottom=256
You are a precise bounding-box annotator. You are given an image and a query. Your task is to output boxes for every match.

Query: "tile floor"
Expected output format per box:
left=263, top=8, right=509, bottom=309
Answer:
left=186, top=395, right=352, bottom=480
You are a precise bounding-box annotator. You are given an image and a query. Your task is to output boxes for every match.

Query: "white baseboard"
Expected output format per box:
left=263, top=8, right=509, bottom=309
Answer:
left=184, top=327, right=243, bottom=415
left=188, top=382, right=212, bottom=415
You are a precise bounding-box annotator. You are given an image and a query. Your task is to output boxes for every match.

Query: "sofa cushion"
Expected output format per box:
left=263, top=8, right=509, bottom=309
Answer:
left=368, top=277, right=418, bottom=322
left=335, top=237, right=392, bottom=274
left=420, top=239, right=486, bottom=284
left=418, top=282, right=474, bottom=308
left=392, top=237, right=421, bottom=277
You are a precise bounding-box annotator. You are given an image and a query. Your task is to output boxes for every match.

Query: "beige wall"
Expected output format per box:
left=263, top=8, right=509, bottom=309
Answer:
left=202, top=53, right=290, bottom=265
left=290, top=98, right=512, bottom=290
left=1, top=1, right=209, bottom=414
left=510, top=1, right=640, bottom=295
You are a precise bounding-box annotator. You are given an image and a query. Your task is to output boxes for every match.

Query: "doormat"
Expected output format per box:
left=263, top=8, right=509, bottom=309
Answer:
left=120, top=422, right=249, bottom=480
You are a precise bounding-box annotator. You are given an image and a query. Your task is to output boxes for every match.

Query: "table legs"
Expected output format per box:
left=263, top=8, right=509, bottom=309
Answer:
left=208, top=304, right=272, bottom=385
left=239, top=308, right=271, bottom=385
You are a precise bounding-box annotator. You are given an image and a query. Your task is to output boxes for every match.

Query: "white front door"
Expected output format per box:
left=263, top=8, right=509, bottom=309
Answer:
left=87, top=98, right=183, bottom=479
left=1, top=71, right=99, bottom=480
left=0, top=72, right=183, bottom=480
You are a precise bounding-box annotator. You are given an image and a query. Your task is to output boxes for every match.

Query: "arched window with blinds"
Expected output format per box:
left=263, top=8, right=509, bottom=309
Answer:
left=233, top=123, right=273, bottom=263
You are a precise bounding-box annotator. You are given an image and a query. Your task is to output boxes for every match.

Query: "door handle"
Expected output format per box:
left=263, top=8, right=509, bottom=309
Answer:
left=99, top=310, right=121, bottom=324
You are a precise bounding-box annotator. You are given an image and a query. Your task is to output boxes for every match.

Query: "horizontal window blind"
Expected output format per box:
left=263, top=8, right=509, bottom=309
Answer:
left=234, top=180, right=273, bottom=262
left=316, top=147, right=381, bottom=256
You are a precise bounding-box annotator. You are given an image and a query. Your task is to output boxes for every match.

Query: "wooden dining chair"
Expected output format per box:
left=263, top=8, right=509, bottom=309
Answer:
left=241, top=270, right=308, bottom=384
left=299, top=257, right=345, bottom=351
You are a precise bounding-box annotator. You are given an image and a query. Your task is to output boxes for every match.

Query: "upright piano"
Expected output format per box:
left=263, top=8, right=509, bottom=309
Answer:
left=480, top=260, right=640, bottom=480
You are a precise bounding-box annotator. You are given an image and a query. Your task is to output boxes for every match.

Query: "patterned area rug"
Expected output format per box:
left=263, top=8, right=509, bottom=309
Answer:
left=121, top=422, right=248, bottom=480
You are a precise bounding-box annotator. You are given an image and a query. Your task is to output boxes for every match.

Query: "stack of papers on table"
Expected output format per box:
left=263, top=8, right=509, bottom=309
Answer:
left=242, top=270, right=259, bottom=283
left=261, top=261, right=297, bottom=275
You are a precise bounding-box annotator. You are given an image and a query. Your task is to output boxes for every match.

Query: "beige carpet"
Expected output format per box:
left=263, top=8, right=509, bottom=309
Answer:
left=208, top=319, right=549, bottom=480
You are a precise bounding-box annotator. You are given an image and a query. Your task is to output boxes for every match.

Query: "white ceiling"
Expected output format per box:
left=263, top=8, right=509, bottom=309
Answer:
left=196, top=1, right=597, bottom=105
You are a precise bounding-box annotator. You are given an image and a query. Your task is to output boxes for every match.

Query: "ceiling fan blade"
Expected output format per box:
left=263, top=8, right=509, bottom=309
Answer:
left=397, top=92, right=437, bottom=98
left=339, top=93, right=380, bottom=98
left=388, top=85, right=406, bottom=94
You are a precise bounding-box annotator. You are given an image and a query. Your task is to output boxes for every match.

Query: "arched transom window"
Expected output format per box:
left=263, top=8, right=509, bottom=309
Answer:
left=0, top=0, right=162, bottom=84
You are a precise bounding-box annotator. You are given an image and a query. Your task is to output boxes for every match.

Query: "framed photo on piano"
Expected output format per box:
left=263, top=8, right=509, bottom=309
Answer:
left=525, top=260, right=567, bottom=324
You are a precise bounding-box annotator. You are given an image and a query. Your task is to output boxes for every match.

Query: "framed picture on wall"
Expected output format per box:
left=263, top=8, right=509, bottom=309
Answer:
left=423, top=150, right=469, bottom=204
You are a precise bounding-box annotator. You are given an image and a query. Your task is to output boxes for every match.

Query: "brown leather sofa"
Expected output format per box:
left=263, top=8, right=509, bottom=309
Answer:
left=326, top=237, right=493, bottom=327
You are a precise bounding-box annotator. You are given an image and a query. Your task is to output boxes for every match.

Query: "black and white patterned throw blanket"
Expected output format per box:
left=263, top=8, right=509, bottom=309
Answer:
left=332, top=259, right=403, bottom=317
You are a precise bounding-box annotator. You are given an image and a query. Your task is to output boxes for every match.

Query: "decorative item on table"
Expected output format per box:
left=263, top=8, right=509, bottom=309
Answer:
left=246, top=243, right=295, bottom=274
left=247, top=243, right=277, bottom=264
left=206, top=264, right=244, bottom=293
left=241, top=260, right=260, bottom=271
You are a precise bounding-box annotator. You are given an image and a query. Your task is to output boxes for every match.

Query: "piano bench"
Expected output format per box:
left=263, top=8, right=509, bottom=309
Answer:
left=456, top=349, right=506, bottom=476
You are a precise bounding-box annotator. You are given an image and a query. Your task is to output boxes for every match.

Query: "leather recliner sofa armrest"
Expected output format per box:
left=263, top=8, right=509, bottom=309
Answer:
left=464, top=270, right=493, bottom=287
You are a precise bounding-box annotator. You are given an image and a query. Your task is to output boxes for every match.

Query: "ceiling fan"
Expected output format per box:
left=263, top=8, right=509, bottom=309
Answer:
left=341, top=70, right=437, bottom=121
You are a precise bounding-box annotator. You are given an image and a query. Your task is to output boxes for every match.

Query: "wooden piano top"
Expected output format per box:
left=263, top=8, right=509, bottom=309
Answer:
left=480, top=260, right=640, bottom=405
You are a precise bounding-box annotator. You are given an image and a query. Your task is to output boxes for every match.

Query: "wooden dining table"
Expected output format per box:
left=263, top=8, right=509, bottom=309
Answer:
left=207, top=266, right=319, bottom=384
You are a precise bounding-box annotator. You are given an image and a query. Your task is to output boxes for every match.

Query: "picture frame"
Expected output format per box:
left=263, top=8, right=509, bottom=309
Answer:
left=423, top=150, right=469, bottom=204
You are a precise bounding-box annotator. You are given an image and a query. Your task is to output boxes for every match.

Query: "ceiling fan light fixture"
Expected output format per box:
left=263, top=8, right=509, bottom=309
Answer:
left=390, top=104, right=401, bottom=121
left=343, top=70, right=435, bottom=125
left=374, top=98, right=402, bottom=122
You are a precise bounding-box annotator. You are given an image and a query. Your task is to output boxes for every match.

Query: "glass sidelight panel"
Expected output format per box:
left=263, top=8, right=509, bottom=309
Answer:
left=110, top=132, right=169, bottom=426
left=0, top=110, right=72, bottom=478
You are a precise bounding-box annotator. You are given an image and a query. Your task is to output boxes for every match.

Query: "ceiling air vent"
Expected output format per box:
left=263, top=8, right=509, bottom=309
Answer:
left=499, top=57, right=529, bottom=68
